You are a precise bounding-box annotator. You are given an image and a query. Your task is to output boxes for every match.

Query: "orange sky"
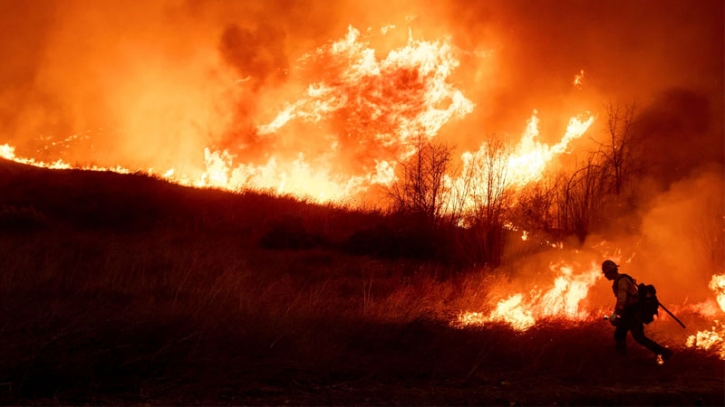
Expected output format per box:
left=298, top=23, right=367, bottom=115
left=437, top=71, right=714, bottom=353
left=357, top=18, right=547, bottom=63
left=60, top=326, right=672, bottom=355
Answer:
left=0, top=0, right=722, bottom=184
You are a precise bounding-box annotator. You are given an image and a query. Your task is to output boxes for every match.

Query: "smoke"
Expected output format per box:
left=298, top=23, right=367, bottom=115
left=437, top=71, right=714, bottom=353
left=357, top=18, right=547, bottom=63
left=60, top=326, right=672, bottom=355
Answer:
left=435, top=0, right=724, bottom=148
left=630, top=166, right=723, bottom=304
left=218, top=23, right=288, bottom=88
left=0, top=0, right=721, bottom=182
left=634, top=89, right=722, bottom=186
left=0, top=0, right=346, bottom=172
left=1, top=0, right=235, bottom=170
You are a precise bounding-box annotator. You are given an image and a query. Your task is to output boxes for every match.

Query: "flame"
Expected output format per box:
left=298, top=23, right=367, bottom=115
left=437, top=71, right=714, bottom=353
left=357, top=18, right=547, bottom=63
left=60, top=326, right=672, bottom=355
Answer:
left=455, top=264, right=725, bottom=360
left=503, top=111, right=595, bottom=189
left=446, top=110, right=595, bottom=214
left=686, top=273, right=725, bottom=358
left=258, top=25, right=476, bottom=138
left=710, top=273, right=725, bottom=311
left=0, top=143, right=131, bottom=173
left=243, top=26, right=475, bottom=200
left=453, top=262, right=601, bottom=331
left=1, top=26, right=598, bottom=207
left=3, top=26, right=466, bottom=201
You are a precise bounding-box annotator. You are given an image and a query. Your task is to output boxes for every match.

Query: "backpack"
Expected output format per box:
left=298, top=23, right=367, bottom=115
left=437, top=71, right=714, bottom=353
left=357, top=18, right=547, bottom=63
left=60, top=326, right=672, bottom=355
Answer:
left=636, top=283, right=660, bottom=324
left=618, top=274, right=660, bottom=324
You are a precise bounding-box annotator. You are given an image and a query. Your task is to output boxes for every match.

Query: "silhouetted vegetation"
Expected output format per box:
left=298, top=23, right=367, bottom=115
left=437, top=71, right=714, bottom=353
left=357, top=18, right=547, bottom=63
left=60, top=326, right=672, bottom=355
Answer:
left=260, top=214, right=328, bottom=250
left=0, top=205, right=47, bottom=231
left=0, top=108, right=722, bottom=405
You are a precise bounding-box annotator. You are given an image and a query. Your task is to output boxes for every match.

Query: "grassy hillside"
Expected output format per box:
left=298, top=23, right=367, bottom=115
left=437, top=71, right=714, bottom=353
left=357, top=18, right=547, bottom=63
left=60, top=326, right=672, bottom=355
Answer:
left=0, top=159, right=722, bottom=406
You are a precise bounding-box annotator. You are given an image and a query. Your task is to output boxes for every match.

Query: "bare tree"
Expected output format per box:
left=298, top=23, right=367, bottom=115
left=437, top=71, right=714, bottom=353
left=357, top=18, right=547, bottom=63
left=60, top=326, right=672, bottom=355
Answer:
left=554, top=152, right=612, bottom=242
left=453, top=136, right=512, bottom=265
left=512, top=175, right=561, bottom=233
left=388, top=135, right=452, bottom=225
left=545, top=101, right=641, bottom=241
left=464, top=137, right=511, bottom=228
left=600, top=101, right=638, bottom=195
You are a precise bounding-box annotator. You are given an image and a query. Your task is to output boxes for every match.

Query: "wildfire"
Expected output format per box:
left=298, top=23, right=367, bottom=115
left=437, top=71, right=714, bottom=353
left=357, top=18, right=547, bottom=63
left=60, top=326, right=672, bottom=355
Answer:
left=453, top=262, right=601, bottom=331
left=230, top=25, right=475, bottom=200
left=448, top=110, right=595, bottom=213
left=0, top=144, right=131, bottom=174
left=686, top=273, right=725, bottom=358
left=454, top=261, right=725, bottom=361
left=0, top=26, right=597, bottom=208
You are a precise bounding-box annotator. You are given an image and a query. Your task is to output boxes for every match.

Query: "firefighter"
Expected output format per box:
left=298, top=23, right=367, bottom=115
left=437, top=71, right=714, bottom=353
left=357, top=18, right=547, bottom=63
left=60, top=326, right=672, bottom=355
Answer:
left=602, top=259, right=673, bottom=361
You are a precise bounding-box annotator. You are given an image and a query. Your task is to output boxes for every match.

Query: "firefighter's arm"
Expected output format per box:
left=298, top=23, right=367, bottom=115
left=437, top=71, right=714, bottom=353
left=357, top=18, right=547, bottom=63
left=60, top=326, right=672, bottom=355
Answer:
left=609, top=278, right=630, bottom=325
left=614, top=278, right=629, bottom=313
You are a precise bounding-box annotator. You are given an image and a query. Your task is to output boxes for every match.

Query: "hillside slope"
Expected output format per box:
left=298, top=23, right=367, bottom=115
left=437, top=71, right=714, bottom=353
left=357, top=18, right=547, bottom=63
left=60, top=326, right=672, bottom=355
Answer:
left=0, top=159, right=722, bottom=406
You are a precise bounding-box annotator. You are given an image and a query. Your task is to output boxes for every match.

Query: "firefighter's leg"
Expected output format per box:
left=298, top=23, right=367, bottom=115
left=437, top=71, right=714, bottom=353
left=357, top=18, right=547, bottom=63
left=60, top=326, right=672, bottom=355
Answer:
left=630, top=322, right=666, bottom=355
left=613, top=324, right=628, bottom=355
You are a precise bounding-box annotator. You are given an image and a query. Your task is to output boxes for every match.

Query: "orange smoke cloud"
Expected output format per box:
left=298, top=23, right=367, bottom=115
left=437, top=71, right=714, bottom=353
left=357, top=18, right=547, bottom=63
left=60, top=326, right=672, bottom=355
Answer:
left=0, top=0, right=721, bottom=197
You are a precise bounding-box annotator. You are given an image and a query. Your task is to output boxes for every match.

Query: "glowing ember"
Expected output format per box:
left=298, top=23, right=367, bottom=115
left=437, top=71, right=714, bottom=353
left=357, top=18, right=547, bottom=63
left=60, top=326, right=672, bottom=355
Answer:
left=686, top=273, right=725, bottom=358
left=453, top=262, right=601, bottom=331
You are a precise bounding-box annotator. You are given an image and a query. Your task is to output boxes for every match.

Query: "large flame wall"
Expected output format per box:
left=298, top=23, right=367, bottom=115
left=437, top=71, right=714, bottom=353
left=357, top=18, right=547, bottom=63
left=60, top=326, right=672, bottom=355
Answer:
left=0, top=0, right=721, bottom=198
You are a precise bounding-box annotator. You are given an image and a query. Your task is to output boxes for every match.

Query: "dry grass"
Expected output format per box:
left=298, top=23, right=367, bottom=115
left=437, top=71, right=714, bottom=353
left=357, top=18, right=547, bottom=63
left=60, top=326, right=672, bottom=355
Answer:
left=0, top=160, right=722, bottom=406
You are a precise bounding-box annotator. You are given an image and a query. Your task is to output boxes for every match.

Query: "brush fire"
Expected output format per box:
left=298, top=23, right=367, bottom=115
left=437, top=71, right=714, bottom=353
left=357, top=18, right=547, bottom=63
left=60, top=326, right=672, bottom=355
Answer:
left=0, top=26, right=594, bottom=203
left=0, top=0, right=723, bottom=383
left=685, top=274, right=725, bottom=358
left=453, top=262, right=602, bottom=331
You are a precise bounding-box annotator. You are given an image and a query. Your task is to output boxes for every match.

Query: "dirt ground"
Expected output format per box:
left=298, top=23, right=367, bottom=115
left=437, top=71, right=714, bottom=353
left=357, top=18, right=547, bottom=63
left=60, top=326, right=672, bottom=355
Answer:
left=1, top=310, right=722, bottom=406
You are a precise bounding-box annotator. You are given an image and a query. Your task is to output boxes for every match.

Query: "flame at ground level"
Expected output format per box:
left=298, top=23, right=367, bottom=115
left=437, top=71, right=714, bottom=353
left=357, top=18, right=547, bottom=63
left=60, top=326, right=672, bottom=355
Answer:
left=455, top=268, right=725, bottom=360
left=453, top=262, right=602, bottom=331
left=0, top=107, right=594, bottom=208
left=686, top=274, right=725, bottom=358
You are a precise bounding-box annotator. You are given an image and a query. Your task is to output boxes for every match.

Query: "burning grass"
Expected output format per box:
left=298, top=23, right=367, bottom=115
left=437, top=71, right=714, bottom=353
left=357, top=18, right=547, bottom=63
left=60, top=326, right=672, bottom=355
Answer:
left=0, top=161, right=723, bottom=405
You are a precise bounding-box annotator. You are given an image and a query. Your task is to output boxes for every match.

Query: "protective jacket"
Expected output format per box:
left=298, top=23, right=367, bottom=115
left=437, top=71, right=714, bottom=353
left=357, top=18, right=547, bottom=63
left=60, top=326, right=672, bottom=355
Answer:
left=612, top=274, right=638, bottom=314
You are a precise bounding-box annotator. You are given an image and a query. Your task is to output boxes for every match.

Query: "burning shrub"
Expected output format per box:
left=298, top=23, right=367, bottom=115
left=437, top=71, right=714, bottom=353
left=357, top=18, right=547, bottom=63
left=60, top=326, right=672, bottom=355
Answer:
left=0, top=204, right=47, bottom=231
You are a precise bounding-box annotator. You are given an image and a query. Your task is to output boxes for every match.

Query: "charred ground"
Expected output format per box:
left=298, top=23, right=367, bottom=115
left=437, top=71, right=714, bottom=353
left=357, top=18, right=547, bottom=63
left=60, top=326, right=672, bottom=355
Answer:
left=0, top=159, right=722, bottom=406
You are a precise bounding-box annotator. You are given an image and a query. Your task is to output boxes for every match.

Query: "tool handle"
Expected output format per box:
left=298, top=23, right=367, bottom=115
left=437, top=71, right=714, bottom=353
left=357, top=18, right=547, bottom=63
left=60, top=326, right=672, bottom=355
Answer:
left=658, top=301, right=686, bottom=329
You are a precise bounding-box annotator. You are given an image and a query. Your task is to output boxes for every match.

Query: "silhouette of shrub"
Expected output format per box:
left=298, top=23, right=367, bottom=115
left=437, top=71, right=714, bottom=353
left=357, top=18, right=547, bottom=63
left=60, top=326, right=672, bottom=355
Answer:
left=343, top=219, right=441, bottom=261
left=344, top=224, right=398, bottom=258
left=0, top=205, right=47, bottom=231
left=259, top=215, right=325, bottom=250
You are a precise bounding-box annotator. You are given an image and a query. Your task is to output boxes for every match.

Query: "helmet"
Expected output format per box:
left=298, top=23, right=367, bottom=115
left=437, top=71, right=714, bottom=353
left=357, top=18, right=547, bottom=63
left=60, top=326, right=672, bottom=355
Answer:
left=602, top=260, right=619, bottom=274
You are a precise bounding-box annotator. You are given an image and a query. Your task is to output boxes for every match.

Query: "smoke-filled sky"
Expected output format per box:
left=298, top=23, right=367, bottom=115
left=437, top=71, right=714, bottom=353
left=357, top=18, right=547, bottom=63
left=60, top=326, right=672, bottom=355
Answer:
left=1, top=0, right=721, bottom=177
